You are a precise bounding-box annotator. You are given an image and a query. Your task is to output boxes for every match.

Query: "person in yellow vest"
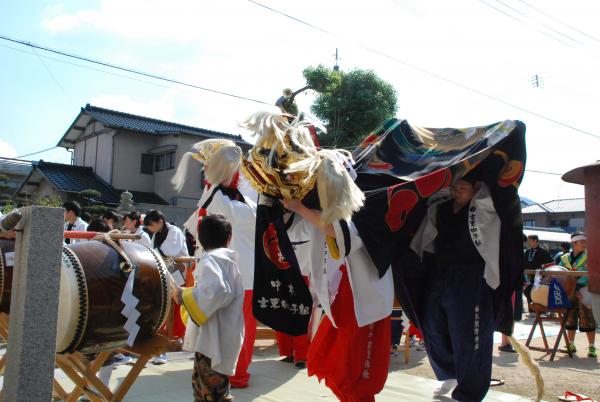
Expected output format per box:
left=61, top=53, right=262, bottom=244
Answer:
left=559, top=231, right=596, bottom=358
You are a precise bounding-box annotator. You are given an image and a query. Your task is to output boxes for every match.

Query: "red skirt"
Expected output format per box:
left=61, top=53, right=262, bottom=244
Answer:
left=307, top=265, right=390, bottom=402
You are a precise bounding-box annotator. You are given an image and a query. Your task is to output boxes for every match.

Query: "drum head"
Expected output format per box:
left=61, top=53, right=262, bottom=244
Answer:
left=56, top=247, right=87, bottom=354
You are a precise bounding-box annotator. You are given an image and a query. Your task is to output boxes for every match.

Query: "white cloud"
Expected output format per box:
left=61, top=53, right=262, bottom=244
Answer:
left=0, top=140, right=17, bottom=158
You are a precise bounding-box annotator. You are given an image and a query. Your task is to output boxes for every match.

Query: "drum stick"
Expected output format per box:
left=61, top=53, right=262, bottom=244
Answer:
left=64, top=231, right=141, bottom=240
left=524, top=269, right=588, bottom=277
left=163, top=268, right=180, bottom=296
left=174, top=256, right=195, bottom=264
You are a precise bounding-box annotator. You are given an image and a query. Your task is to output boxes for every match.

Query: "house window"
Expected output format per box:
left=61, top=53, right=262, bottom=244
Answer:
left=550, top=219, right=569, bottom=228
left=141, top=154, right=154, bottom=175
left=153, top=151, right=175, bottom=173
left=155, top=154, right=165, bottom=172
left=523, top=220, right=536, bottom=227
left=166, top=151, right=175, bottom=170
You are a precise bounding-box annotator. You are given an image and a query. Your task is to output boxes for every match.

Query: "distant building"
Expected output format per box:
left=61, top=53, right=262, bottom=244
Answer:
left=14, top=104, right=251, bottom=224
left=0, top=157, right=32, bottom=199
left=521, top=198, right=586, bottom=232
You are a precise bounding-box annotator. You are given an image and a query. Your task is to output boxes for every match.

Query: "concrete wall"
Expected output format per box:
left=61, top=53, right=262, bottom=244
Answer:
left=74, top=141, right=85, bottom=166
left=154, top=136, right=205, bottom=208
left=28, top=177, right=62, bottom=202
left=152, top=136, right=181, bottom=204
left=83, top=136, right=97, bottom=168
left=111, top=130, right=156, bottom=192
left=95, top=130, right=115, bottom=184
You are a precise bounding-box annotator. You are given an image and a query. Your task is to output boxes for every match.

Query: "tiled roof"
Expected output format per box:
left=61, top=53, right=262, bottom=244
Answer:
left=82, top=104, right=247, bottom=143
left=522, top=204, right=550, bottom=214
left=34, top=161, right=120, bottom=204
left=522, top=198, right=585, bottom=214
left=540, top=198, right=585, bottom=213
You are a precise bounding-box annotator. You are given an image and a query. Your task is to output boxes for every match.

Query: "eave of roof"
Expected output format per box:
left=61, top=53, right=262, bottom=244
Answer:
left=57, top=104, right=250, bottom=148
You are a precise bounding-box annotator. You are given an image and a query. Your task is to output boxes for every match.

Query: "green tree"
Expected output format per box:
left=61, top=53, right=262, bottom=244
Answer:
left=302, top=65, right=398, bottom=148
left=34, top=197, right=63, bottom=208
left=1, top=200, right=16, bottom=215
left=0, top=174, right=10, bottom=194
left=78, top=189, right=101, bottom=207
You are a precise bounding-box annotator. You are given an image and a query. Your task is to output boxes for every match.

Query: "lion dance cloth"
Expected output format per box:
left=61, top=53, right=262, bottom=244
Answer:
left=244, top=115, right=526, bottom=401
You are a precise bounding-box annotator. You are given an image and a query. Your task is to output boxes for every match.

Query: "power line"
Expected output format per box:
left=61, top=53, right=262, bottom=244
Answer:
left=0, top=35, right=271, bottom=106
left=16, top=146, right=59, bottom=159
left=525, top=169, right=562, bottom=176
left=478, top=0, right=573, bottom=46
left=2, top=29, right=599, bottom=141
left=244, top=1, right=600, bottom=141
left=487, top=0, right=584, bottom=45
left=30, top=46, right=72, bottom=102
left=515, top=0, right=600, bottom=43
left=0, top=42, right=178, bottom=92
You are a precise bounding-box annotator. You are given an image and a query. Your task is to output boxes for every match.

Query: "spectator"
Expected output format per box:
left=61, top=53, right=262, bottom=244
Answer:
left=144, top=209, right=189, bottom=364
left=554, top=242, right=571, bottom=265
left=102, top=209, right=121, bottom=231
left=559, top=232, right=596, bottom=358
left=87, top=219, right=110, bottom=233
left=123, top=211, right=152, bottom=248
left=63, top=201, right=88, bottom=244
left=523, top=235, right=554, bottom=304
left=81, top=211, right=92, bottom=224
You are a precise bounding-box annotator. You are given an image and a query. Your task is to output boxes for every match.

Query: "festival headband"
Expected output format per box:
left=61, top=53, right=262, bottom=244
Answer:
left=571, top=234, right=587, bottom=242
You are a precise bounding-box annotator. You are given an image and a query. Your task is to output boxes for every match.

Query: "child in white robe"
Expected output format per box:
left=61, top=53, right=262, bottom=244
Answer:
left=174, top=214, right=244, bottom=402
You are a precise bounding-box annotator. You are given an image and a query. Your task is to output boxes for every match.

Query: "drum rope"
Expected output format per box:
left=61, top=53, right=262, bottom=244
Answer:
left=509, top=335, right=544, bottom=401
left=92, top=231, right=134, bottom=272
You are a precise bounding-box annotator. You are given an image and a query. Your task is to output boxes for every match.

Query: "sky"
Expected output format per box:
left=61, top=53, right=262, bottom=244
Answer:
left=0, top=0, right=599, bottom=203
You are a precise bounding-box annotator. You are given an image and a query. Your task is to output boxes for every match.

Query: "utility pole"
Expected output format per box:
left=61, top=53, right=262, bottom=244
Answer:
left=531, top=74, right=544, bottom=88
left=333, top=48, right=340, bottom=71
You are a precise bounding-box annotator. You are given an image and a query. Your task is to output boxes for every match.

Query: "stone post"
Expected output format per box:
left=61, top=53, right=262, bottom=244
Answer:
left=2, top=206, right=63, bottom=401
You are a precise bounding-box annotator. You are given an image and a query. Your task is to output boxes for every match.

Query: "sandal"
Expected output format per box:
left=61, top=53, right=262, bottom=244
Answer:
left=558, top=391, right=596, bottom=402
left=490, top=378, right=505, bottom=386
left=498, top=344, right=517, bottom=353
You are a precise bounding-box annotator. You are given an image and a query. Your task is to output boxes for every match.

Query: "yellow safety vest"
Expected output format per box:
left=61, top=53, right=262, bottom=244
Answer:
left=560, top=251, right=587, bottom=286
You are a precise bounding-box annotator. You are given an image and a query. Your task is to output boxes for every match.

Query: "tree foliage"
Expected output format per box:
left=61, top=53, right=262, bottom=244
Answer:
left=78, top=189, right=101, bottom=207
left=303, top=65, right=398, bottom=148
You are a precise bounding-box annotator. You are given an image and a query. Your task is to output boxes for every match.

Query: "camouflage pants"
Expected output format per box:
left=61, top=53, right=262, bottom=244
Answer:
left=193, top=353, right=233, bottom=402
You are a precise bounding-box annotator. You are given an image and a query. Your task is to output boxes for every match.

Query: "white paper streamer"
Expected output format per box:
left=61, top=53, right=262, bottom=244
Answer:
left=121, top=271, right=141, bottom=346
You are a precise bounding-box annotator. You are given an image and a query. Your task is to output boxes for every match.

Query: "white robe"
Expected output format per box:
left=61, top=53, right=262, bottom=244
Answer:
left=182, top=248, right=244, bottom=375
left=410, top=183, right=501, bottom=289
left=129, top=226, right=152, bottom=248
left=184, top=186, right=256, bottom=290
left=286, top=212, right=394, bottom=327
left=152, top=223, right=189, bottom=258
left=64, top=217, right=88, bottom=244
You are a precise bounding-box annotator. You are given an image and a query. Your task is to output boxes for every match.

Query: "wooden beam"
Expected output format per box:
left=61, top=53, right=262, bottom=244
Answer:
left=25, top=181, right=40, bottom=187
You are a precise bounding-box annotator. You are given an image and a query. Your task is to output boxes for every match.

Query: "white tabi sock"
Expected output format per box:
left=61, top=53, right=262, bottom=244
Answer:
left=433, top=379, right=458, bottom=396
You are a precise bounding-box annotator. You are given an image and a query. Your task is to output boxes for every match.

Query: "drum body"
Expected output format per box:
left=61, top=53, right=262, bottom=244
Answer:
left=58, top=240, right=172, bottom=353
left=530, top=266, right=576, bottom=307
left=0, top=239, right=16, bottom=314
left=1, top=239, right=171, bottom=352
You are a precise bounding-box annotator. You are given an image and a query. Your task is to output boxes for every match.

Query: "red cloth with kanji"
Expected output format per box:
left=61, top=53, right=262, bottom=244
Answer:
left=307, top=265, right=390, bottom=402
